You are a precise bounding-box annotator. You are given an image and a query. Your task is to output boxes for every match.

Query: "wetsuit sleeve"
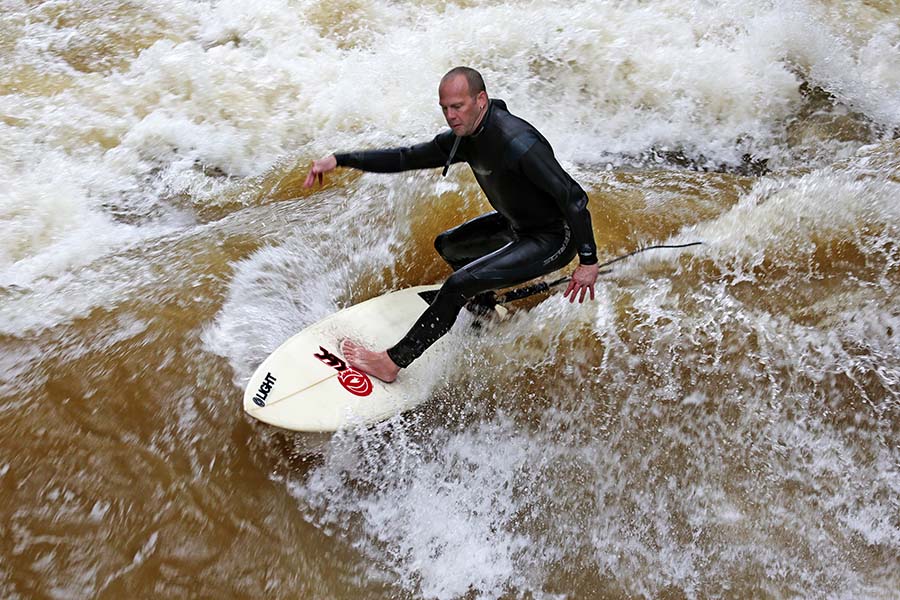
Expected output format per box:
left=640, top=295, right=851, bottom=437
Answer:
left=518, top=142, right=598, bottom=265
left=334, top=131, right=459, bottom=173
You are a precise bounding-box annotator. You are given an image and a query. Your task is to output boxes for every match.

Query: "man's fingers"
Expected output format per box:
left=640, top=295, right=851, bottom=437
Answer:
left=304, top=161, right=321, bottom=188
left=566, top=276, right=600, bottom=305
left=304, top=160, right=331, bottom=189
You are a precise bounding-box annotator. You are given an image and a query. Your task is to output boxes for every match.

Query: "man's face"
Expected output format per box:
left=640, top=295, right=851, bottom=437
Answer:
left=439, top=75, right=487, bottom=137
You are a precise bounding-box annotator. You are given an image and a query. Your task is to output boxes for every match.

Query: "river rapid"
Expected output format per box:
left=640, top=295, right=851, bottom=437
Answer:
left=1, top=1, right=898, bottom=598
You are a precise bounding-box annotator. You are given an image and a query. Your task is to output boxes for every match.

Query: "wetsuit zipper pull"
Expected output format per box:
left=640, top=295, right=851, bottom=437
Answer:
left=442, top=135, right=461, bottom=177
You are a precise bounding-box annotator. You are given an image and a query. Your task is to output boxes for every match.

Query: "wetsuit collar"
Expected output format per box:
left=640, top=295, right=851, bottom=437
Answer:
left=470, top=98, right=495, bottom=138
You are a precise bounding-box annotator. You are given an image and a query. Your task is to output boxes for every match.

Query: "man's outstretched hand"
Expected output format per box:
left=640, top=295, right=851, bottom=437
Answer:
left=304, top=155, right=338, bottom=188
left=564, top=263, right=600, bottom=304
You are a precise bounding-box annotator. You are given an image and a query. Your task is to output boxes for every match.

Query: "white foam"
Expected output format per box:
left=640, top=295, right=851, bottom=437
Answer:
left=0, top=151, right=146, bottom=286
left=3, top=0, right=898, bottom=299
left=681, top=146, right=900, bottom=266
left=296, top=415, right=564, bottom=599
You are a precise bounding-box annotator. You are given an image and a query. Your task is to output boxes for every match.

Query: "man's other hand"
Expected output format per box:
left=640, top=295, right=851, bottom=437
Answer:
left=304, top=155, right=338, bottom=188
left=564, top=263, right=600, bottom=304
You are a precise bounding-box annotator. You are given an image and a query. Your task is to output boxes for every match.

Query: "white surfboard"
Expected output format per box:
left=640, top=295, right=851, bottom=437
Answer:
left=242, top=284, right=507, bottom=432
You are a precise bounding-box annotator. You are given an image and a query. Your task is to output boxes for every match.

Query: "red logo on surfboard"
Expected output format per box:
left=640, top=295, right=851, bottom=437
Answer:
left=337, top=369, right=372, bottom=396
left=313, top=346, right=373, bottom=397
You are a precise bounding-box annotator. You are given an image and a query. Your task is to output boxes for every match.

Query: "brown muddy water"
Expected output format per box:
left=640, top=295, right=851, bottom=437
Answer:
left=1, top=1, right=898, bottom=598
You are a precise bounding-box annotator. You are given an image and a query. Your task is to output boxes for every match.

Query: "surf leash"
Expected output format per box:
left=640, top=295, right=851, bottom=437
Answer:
left=494, top=241, right=703, bottom=304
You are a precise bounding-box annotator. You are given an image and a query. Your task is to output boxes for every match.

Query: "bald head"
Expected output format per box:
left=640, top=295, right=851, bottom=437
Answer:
left=440, top=66, right=486, bottom=97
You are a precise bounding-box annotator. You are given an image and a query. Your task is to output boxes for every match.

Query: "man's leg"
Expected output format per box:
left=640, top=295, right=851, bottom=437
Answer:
left=434, top=212, right=517, bottom=312
left=385, top=226, right=575, bottom=369
left=341, top=213, right=516, bottom=382
left=434, top=212, right=515, bottom=271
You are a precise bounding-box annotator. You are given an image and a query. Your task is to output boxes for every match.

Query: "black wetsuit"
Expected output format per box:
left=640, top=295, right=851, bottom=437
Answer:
left=335, top=99, right=597, bottom=368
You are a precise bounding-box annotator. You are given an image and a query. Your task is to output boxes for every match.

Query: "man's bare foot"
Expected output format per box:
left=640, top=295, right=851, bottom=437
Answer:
left=340, top=339, right=400, bottom=383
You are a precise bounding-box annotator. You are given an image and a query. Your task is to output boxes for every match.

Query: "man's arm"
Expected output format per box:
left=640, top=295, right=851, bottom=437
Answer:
left=518, top=139, right=600, bottom=303
left=304, top=133, right=457, bottom=188
left=518, top=141, right=597, bottom=265
left=335, top=136, right=451, bottom=173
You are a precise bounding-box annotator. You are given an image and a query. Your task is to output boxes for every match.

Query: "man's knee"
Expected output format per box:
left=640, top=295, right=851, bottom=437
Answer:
left=443, top=268, right=484, bottom=301
left=435, top=229, right=471, bottom=270
left=434, top=230, right=451, bottom=259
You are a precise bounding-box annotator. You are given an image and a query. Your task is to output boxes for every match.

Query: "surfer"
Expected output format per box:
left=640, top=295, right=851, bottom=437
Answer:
left=303, top=66, right=599, bottom=382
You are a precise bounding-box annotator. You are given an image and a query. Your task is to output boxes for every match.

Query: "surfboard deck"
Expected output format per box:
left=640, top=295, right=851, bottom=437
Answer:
left=242, top=284, right=507, bottom=432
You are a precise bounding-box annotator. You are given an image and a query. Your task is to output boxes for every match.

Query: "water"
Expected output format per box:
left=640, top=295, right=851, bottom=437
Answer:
left=1, top=0, right=898, bottom=598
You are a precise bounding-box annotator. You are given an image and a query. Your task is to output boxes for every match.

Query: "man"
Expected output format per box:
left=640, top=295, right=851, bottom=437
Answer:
left=304, top=66, right=599, bottom=383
